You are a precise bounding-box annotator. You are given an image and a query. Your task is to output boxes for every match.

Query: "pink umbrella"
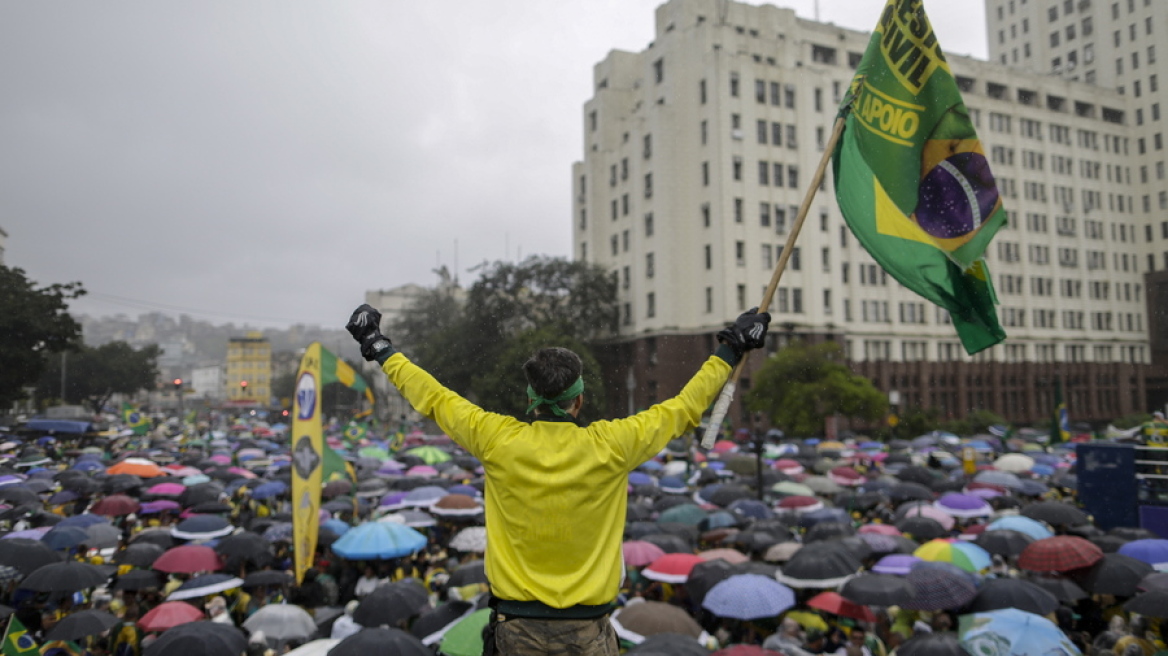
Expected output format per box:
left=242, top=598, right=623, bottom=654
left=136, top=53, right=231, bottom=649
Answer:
left=164, top=465, right=203, bottom=477
left=642, top=553, right=705, bottom=583
left=228, top=467, right=256, bottom=479
left=698, top=548, right=750, bottom=564
left=406, top=465, right=439, bottom=477
left=153, top=545, right=223, bottom=573
left=148, top=483, right=186, bottom=497
left=899, top=504, right=956, bottom=530
left=623, top=540, right=666, bottom=567
left=207, top=455, right=231, bottom=466
left=778, top=496, right=824, bottom=513
left=774, top=459, right=804, bottom=475
left=828, top=467, right=864, bottom=487
left=859, top=524, right=902, bottom=536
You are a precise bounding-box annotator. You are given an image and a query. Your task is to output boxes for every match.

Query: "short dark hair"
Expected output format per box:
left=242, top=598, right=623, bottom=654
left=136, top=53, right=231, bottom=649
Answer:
left=523, top=347, right=583, bottom=413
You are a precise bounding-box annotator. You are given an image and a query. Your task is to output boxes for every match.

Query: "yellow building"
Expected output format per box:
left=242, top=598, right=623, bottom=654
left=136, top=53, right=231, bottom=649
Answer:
left=225, top=332, right=271, bottom=407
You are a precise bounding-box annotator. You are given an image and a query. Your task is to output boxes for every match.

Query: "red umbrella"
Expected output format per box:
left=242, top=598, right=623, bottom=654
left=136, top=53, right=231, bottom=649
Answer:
left=91, top=494, right=141, bottom=517
left=153, top=545, right=223, bottom=574
left=807, top=591, right=878, bottom=622
left=642, top=553, right=706, bottom=583
left=137, top=601, right=204, bottom=631
left=1018, top=536, right=1103, bottom=572
left=622, top=540, right=666, bottom=568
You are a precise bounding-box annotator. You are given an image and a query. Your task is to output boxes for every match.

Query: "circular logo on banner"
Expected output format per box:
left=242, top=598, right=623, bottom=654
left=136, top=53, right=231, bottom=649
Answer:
left=292, top=435, right=321, bottom=479
left=295, top=372, right=317, bottom=421
left=914, top=151, right=1000, bottom=239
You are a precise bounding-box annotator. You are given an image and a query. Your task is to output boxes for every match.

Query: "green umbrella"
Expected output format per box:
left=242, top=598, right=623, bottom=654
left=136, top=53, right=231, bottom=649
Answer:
left=405, top=446, right=453, bottom=465
left=438, top=608, right=490, bottom=656
left=772, top=481, right=815, bottom=497
left=658, top=504, right=708, bottom=526
left=358, top=446, right=390, bottom=460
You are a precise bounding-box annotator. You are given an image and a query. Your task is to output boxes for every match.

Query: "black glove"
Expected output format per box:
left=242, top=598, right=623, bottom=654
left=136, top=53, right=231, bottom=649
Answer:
left=347, top=304, right=395, bottom=363
left=717, top=307, right=772, bottom=358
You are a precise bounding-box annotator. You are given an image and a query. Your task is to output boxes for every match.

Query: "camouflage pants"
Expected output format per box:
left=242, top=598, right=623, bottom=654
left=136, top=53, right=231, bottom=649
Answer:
left=493, top=614, right=618, bottom=656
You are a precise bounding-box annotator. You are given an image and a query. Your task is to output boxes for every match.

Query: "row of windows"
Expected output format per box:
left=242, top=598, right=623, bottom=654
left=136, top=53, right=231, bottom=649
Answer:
left=998, top=274, right=1142, bottom=300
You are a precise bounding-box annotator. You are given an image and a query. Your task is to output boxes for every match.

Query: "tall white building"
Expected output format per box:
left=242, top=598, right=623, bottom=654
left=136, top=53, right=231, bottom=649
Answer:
left=573, top=0, right=1155, bottom=425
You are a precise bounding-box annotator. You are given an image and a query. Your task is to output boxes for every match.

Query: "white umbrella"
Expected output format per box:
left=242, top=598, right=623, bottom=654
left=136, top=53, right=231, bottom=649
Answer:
left=450, top=527, right=487, bottom=553
left=993, top=454, right=1036, bottom=473
left=283, top=639, right=338, bottom=656
left=242, top=604, right=318, bottom=642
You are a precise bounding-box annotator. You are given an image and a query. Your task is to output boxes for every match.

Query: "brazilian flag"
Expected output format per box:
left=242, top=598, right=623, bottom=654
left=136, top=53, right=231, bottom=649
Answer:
left=121, top=403, right=150, bottom=436
left=343, top=423, right=367, bottom=442
left=1051, top=379, right=1070, bottom=444
left=834, top=0, right=1006, bottom=354
left=4, top=617, right=38, bottom=656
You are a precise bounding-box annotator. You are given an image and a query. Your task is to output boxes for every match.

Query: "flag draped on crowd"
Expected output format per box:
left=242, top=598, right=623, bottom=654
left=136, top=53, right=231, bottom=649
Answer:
left=2, top=617, right=37, bottom=656
left=120, top=403, right=150, bottom=436
left=833, top=0, right=1007, bottom=354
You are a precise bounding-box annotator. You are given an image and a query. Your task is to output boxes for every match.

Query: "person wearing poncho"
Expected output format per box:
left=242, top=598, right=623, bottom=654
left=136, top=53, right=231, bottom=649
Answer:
left=346, top=303, right=770, bottom=655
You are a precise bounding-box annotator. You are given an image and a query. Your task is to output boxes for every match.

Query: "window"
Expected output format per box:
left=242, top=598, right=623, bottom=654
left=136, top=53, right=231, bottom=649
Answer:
left=644, top=213, right=653, bottom=236
left=757, top=119, right=767, bottom=145
left=790, top=247, right=801, bottom=271
left=699, top=79, right=706, bottom=104
left=644, top=173, right=652, bottom=198
left=735, top=241, right=745, bottom=266
left=643, top=134, right=652, bottom=159
left=758, top=161, right=769, bottom=185
left=729, top=72, right=739, bottom=97
left=645, top=253, right=654, bottom=278
left=704, top=244, right=711, bottom=269
left=755, top=79, right=766, bottom=103
left=759, top=202, right=771, bottom=227
left=734, top=198, right=743, bottom=223
left=646, top=292, right=656, bottom=318
left=701, top=162, right=709, bottom=186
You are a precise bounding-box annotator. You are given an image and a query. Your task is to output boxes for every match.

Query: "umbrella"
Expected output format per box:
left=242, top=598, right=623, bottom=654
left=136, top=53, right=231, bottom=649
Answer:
left=154, top=545, right=223, bottom=574
left=43, top=609, right=120, bottom=642
left=698, top=548, right=750, bottom=564
left=171, top=515, right=234, bottom=540
left=243, top=570, right=294, bottom=588
left=353, top=579, right=431, bottom=627
left=214, top=532, right=273, bottom=567
left=449, top=527, right=486, bottom=553
left=642, top=553, right=705, bottom=583
left=897, top=632, right=971, bottom=656
left=143, top=621, right=247, bottom=656
left=108, top=459, right=165, bottom=478
left=968, top=578, right=1060, bottom=616
left=839, top=573, right=916, bottom=606
left=138, top=601, right=205, bottom=632
left=993, top=453, right=1035, bottom=473
left=623, top=540, right=667, bottom=568
left=1072, top=553, right=1154, bottom=596
left=91, top=494, right=141, bottom=517
left=243, top=604, right=318, bottom=642
left=329, top=627, right=430, bottom=656
left=932, top=493, right=991, bottom=519
left=1139, top=571, right=1168, bottom=592
left=403, top=446, right=451, bottom=465
left=658, top=504, right=707, bottom=526
left=895, top=516, right=948, bottom=542
left=20, top=561, right=108, bottom=592
left=611, top=601, right=704, bottom=644
left=410, top=601, right=474, bottom=645
left=762, top=541, right=801, bottom=563
left=806, top=591, right=876, bottom=622
left=130, top=528, right=176, bottom=550
left=41, top=526, right=89, bottom=551
left=84, top=524, right=122, bottom=549
left=900, top=562, right=977, bottom=611
left=987, top=516, right=1053, bottom=540
left=331, top=522, right=427, bottom=560
left=114, top=543, right=165, bottom=569
left=113, top=570, right=163, bottom=591
left=1028, top=575, right=1088, bottom=603
left=284, top=640, right=339, bottom=656
left=1020, top=502, right=1089, bottom=527
left=167, top=573, right=245, bottom=600
left=1018, top=536, right=1103, bottom=572
left=0, top=538, right=63, bottom=575
left=914, top=539, right=992, bottom=573
left=701, top=574, right=795, bottom=620
left=1124, top=590, right=1168, bottom=617
left=958, top=608, right=1079, bottom=656
left=624, top=633, right=711, bottom=656
left=1117, top=539, right=1168, bottom=569
left=436, top=608, right=490, bottom=656
left=974, top=529, right=1034, bottom=557
left=775, top=545, right=860, bottom=588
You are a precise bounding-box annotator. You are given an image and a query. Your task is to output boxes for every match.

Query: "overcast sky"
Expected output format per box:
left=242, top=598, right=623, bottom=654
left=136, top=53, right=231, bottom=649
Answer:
left=0, top=1, right=987, bottom=330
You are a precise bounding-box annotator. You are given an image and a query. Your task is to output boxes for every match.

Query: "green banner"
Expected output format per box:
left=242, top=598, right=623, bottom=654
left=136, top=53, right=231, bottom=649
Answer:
left=833, top=0, right=1006, bottom=354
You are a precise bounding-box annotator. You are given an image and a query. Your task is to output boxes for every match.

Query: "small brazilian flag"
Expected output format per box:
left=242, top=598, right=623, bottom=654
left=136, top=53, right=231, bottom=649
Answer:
left=121, top=403, right=150, bottom=436
left=4, top=617, right=38, bottom=656
left=834, top=0, right=1006, bottom=354
left=343, top=423, right=367, bottom=442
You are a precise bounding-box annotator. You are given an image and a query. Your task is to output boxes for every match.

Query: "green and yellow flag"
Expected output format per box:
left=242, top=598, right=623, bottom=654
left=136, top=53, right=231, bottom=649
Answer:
left=4, top=617, right=38, bottom=656
left=343, top=423, right=367, bottom=442
left=319, top=348, right=375, bottom=415
left=1051, top=378, right=1069, bottom=444
left=291, top=342, right=325, bottom=585
left=834, top=0, right=1006, bottom=354
left=121, top=403, right=150, bottom=436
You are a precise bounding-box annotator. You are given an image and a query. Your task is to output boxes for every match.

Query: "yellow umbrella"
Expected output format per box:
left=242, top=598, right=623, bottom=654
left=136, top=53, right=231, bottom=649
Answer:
left=783, top=609, right=828, bottom=632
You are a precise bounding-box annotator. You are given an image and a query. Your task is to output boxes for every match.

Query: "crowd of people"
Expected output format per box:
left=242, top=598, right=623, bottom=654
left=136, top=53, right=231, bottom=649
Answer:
left=0, top=412, right=1161, bottom=656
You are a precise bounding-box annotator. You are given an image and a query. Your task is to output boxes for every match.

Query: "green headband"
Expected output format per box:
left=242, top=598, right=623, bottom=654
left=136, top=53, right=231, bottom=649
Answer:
left=525, top=377, right=585, bottom=417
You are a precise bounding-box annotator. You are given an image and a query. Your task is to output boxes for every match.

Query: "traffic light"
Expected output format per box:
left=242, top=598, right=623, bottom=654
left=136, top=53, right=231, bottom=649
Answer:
left=240, top=380, right=248, bottom=395
left=173, top=378, right=182, bottom=390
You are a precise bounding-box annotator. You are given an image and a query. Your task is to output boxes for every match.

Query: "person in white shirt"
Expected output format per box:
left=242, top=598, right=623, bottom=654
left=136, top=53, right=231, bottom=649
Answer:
left=353, top=565, right=381, bottom=598
left=331, top=601, right=361, bottom=640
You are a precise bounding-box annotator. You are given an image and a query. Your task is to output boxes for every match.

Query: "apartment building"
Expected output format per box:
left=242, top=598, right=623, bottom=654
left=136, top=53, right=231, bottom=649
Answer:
left=573, top=0, right=1156, bottom=426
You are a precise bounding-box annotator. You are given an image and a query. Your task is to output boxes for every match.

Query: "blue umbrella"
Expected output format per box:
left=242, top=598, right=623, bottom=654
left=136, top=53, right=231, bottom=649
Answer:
left=250, top=481, right=287, bottom=501
left=48, top=490, right=78, bottom=505
left=331, top=522, right=428, bottom=560
left=1118, top=539, right=1168, bottom=568
left=701, top=574, right=795, bottom=620
left=403, top=486, right=449, bottom=508
left=958, top=608, right=1080, bottom=655
left=56, top=514, right=109, bottom=529
left=800, top=507, right=850, bottom=528
left=262, top=522, right=293, bottom=543
left=321, top=518, right=351, bottom=536
left=71, top=461, right=103, bottom=472
left=726, top=498, right=773, bottom=520
left=628, top=472, right=655, bottom=487
left=172, top=515, right=234, bottom=540
left=41, top=527, right=89, bottom=550
left=987, top=516, right=1053, bottom=541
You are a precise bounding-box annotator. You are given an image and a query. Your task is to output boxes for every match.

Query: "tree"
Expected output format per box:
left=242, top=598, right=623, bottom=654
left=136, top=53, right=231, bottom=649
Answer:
left=0, top=265, right=86, bottom=409
left=36, top=341, right=160, bottom=414
left=390, top=256, right=618, bottom=417
left=745, top=340, right=888, bottom=436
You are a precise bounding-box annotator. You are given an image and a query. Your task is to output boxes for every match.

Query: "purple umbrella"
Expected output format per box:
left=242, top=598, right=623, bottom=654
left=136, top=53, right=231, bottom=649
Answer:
left=380, top=492, right=409, bottom=510
left=139, top=500, right=181, bottom=514
left=933, top=493, right=992, bottom=519
left=872, top=554, right=922, bottom=575
left=901, top=562, right=978, bottom=610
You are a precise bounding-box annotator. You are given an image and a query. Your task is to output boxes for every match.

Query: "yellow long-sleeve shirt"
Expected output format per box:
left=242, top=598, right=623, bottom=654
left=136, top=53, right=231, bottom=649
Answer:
left=381, top=351, right=730, bottom=608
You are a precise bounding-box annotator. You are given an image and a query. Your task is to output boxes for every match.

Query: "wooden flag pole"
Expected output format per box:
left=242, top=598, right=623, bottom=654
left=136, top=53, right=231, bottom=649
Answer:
left=701, top=116, right=848, bottom=449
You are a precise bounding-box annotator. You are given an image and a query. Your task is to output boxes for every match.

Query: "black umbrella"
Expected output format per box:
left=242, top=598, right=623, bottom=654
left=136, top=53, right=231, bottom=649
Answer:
left=625, top=632, right=712, bottom=656
left=839, top=573, right=916, bottom=606
left=103, top=474, right=144, bottom=494
left=129, top=529, right=175, bottom=550
left=640, top=533, right=693, bottom=554
left=894, top=466, right=937, bottom=486
left=44, top=610, right=120, bottom=641
left=804, top=521, right=856, bottom=543
left=242, top=570, right=293, bottom=588
left=143, top=621, right=246, bottom=656
left=1020, top=502, right=1089, bottom=527
left=20, top=561, right=108, bottom=592
left=888, top=482, right=934, bottom=502
left=896, top=632, right=971, bottom=656
left=626, top=504, right=653, bottom=522
left=113, top=543, right=165, bottom=569
left=1089, top=534, right=1130, bottom=553
left=447, top=560, right=487, bottom=588
left=189, top=502, right=233, bottom=515
left=214, top=532, right=273, bottom=568
left=179, top=483, right=225, bottom=508
left=1111, top=526, right=1158, bottom=541
left=896, top=516, right=948, bottom=542
left=968, top=578, right=1059, bottom=616
left=1124, top=590, right=1168, bottom=617
left=1027, top=575, right=1088, bottom=603
left=653, top=496, right=693, bottom=514
left=707, top=484, right=753, bottom=507
left=0, top=487, right=42, bottom=507
left=684, top=559, right=735, bottom=606
left=353, top=579, right=430, bottom=628
left=775, top=544, right=861, bottom=588
left=409, top=601, right=473, bottom=643
left=0, top=538, right=64, bottom=575
left=330, top=628, right=430, bottom=656
left=974, top=529, right=1035, bottom=556
left=1072, top=553, right=1154, bottom=596
left=61, top=477, right=101, bottom=495
left=112, top=570, right=162, bottom=591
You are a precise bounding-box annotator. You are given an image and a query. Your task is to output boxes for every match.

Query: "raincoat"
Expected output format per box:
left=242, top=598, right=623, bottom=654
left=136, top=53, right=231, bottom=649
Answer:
left=381, top=350, right=731, bottom=608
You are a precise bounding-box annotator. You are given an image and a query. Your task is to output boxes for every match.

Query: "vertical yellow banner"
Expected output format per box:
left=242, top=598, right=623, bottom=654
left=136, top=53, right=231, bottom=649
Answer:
left=291, top=342, right=324, bottom=584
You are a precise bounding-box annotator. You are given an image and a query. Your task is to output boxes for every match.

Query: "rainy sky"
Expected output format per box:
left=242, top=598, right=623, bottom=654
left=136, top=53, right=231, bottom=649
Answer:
left=0, top=1, right=986, bottom=329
